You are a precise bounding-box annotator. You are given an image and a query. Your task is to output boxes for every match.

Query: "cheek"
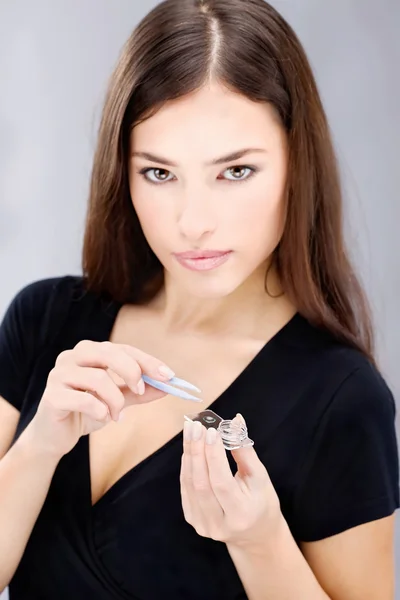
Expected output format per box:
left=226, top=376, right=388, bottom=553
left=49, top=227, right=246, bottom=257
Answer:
left=136, top=205, right=169, bottom=255
left=135, top=201, right=159, bottom=230
left=230, top=188, right=286, bottom=250
left=130, top=182, right=172, bottom=245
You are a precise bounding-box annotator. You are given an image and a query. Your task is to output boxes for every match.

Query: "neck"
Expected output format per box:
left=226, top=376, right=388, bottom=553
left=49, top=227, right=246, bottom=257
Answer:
left=151, top=263, right=296, bottom=339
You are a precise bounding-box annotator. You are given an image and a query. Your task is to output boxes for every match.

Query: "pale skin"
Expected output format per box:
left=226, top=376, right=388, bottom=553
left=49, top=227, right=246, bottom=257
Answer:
left=0, top=82, right=395, bottom=597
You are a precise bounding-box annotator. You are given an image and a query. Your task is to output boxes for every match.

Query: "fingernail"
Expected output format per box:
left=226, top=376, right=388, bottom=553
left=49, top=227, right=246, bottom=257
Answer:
left=137, top=379, right=145, bottom=395
left=158, top=365, right=175, bottom=380
left=192, top=421, right=203, bottom=441
left=234, top=413, right=246, bottom=425
left=206, top=427, right=218, bottom=445
left=184, top=420, right=192, bottom=441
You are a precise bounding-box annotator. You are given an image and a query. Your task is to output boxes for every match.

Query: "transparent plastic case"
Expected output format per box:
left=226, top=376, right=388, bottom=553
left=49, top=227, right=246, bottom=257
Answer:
left=184, top=409, right=254, bottom=451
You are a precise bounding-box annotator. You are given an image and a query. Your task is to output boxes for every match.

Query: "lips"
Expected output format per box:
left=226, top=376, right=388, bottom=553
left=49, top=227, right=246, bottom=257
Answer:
left=172, top=250, right=233, bottom=272
left=173, top=250, right=231, bottom=260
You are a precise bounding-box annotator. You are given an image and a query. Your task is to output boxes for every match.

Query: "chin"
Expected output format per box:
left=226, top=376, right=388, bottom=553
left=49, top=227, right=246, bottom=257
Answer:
left=177, top=277, right=243, bottom=300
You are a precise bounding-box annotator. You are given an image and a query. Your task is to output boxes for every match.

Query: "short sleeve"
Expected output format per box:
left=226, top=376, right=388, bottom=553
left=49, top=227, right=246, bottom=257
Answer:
left=0, top=278, right=68, bottom=411
left=291, top=363, right=399, bottom=542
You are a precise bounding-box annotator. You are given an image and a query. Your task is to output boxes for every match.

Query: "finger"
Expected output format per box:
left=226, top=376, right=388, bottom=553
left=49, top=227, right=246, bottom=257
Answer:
left=46, top=387, right=111, bottom=422
left=182, top=421, right=194, bottom=493
left=119, top=344, right=176, bottom=382
left=204, top=427, right=242, bottom=513
left=230, top=414, right=268, bottom=489
left=106, top=368, right=169, bottom=407
left=180, top=454, right=193, bottom=524
left=58, top=341, right=143, bottom=394
left=69, top=341, right=175, bottom=393
left=181, top=422, right=206, bottom=530
left=190, top=422, right=224, bottom=521
left=51, top=365, right=125, bottom=422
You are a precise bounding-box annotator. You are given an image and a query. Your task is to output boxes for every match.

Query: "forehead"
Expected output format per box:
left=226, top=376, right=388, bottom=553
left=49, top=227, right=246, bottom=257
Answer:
left=131, top=83, right=284, bottom=158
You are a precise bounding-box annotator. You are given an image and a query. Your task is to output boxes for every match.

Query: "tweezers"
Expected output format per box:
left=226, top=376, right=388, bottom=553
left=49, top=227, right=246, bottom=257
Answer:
left=142, top=375, right=202, bottom=402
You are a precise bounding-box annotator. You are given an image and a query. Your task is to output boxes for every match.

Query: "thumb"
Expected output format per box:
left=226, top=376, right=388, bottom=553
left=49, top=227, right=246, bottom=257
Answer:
left=231, top=446, right=261, bottom=479
left=230, top=414, right=267, bottom=481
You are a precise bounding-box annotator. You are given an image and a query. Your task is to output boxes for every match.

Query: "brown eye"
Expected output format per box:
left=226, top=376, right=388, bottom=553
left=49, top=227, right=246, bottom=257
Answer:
left=222, top=166, right=256, bottom=182
left=229, top=167, right=247, bottom=178
left=153, top=169, right=170, bottom=181
left=139, top=168, right=174, bottom=184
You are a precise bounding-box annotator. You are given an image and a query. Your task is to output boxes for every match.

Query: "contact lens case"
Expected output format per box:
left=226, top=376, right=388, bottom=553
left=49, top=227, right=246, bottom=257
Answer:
left=184, top=409, right=254, bottom=451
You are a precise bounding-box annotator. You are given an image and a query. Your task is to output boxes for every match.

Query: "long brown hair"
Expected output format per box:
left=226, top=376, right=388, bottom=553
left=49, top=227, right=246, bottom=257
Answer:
left=82, top=0, right=374, bottom=361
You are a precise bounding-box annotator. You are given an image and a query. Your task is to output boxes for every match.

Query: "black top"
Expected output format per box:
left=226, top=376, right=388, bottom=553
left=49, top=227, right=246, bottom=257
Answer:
left=0, top=276, right=398, bottom=600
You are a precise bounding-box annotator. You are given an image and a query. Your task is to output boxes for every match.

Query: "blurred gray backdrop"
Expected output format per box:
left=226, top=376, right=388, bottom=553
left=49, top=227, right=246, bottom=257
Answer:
left=0, top=1, right=399, bottom=598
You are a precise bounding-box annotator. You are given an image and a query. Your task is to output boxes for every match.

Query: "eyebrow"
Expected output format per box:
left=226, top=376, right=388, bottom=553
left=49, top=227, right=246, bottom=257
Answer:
left=131, top=147, right=267, bottom=167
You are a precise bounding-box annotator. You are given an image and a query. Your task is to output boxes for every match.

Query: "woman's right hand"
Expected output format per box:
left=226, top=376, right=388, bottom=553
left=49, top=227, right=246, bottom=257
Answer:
left=25, top=340, right=175, bottom=459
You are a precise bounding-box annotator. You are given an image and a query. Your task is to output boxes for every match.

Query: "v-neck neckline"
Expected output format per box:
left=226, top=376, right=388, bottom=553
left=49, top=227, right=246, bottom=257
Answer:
left=83, top=301, right=302, bottom=512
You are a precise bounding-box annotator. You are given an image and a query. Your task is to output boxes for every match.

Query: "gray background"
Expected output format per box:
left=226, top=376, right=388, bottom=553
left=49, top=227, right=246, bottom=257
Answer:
left=0, top=0, right=398, bottom=597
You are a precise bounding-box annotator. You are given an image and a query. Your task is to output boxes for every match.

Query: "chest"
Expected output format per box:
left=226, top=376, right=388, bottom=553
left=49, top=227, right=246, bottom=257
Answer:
left=89, top=333, right=265, bottom=505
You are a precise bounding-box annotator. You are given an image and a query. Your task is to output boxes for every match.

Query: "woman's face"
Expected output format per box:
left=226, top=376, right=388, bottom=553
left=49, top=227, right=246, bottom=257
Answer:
left=129, top=82, right=288, bottom=299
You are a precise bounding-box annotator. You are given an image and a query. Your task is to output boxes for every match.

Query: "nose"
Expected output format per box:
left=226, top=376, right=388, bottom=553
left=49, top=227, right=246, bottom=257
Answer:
left=177, top=189, right=217, bottom=242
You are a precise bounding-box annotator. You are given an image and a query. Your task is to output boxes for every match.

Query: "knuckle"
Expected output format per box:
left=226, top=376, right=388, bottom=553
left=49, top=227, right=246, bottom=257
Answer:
left=211, top=479, right=227, bottom=492
left=190, top=446, right=203, bottom=457
left=112, top=395, right=125, bottom=412
left=84, top=390, right=105, bottom=410
left=95, top=402, right=109, bottom=420
left=92, top=369, right=109, bottom=385
left=101, top=341, right=112, bottom=347
left=183, top=473, right=193, bottom=485
left=129, top=361, right=142, bottom=379
left=74, top=339, right=93, bottom=352
left=121, top=343, right=138, bottom=356
left=82, top=392, right=96, bottom=411
left=193, top=480, right=211, bottom=493
left=47, top=367, right=59, bottom=383
left=56, top=364, right=72, bottom=380
left=100, top=341, right=113, bottom=351
left=41, top=386, right=56, bottom=405
left=122, top=345, right=147, bottom=367
left=182, top=441, right=191, bottom=454
left=55, top=349, right=72, bottom=366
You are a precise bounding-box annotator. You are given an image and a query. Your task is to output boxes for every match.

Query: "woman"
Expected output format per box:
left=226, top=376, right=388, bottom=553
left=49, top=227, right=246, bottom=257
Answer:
left=0, top=0, right=398, bottom=598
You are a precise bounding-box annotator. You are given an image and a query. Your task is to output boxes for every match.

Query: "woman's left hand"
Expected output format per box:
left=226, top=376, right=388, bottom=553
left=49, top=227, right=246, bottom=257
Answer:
left=180, top=414, right=282, bottom=550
